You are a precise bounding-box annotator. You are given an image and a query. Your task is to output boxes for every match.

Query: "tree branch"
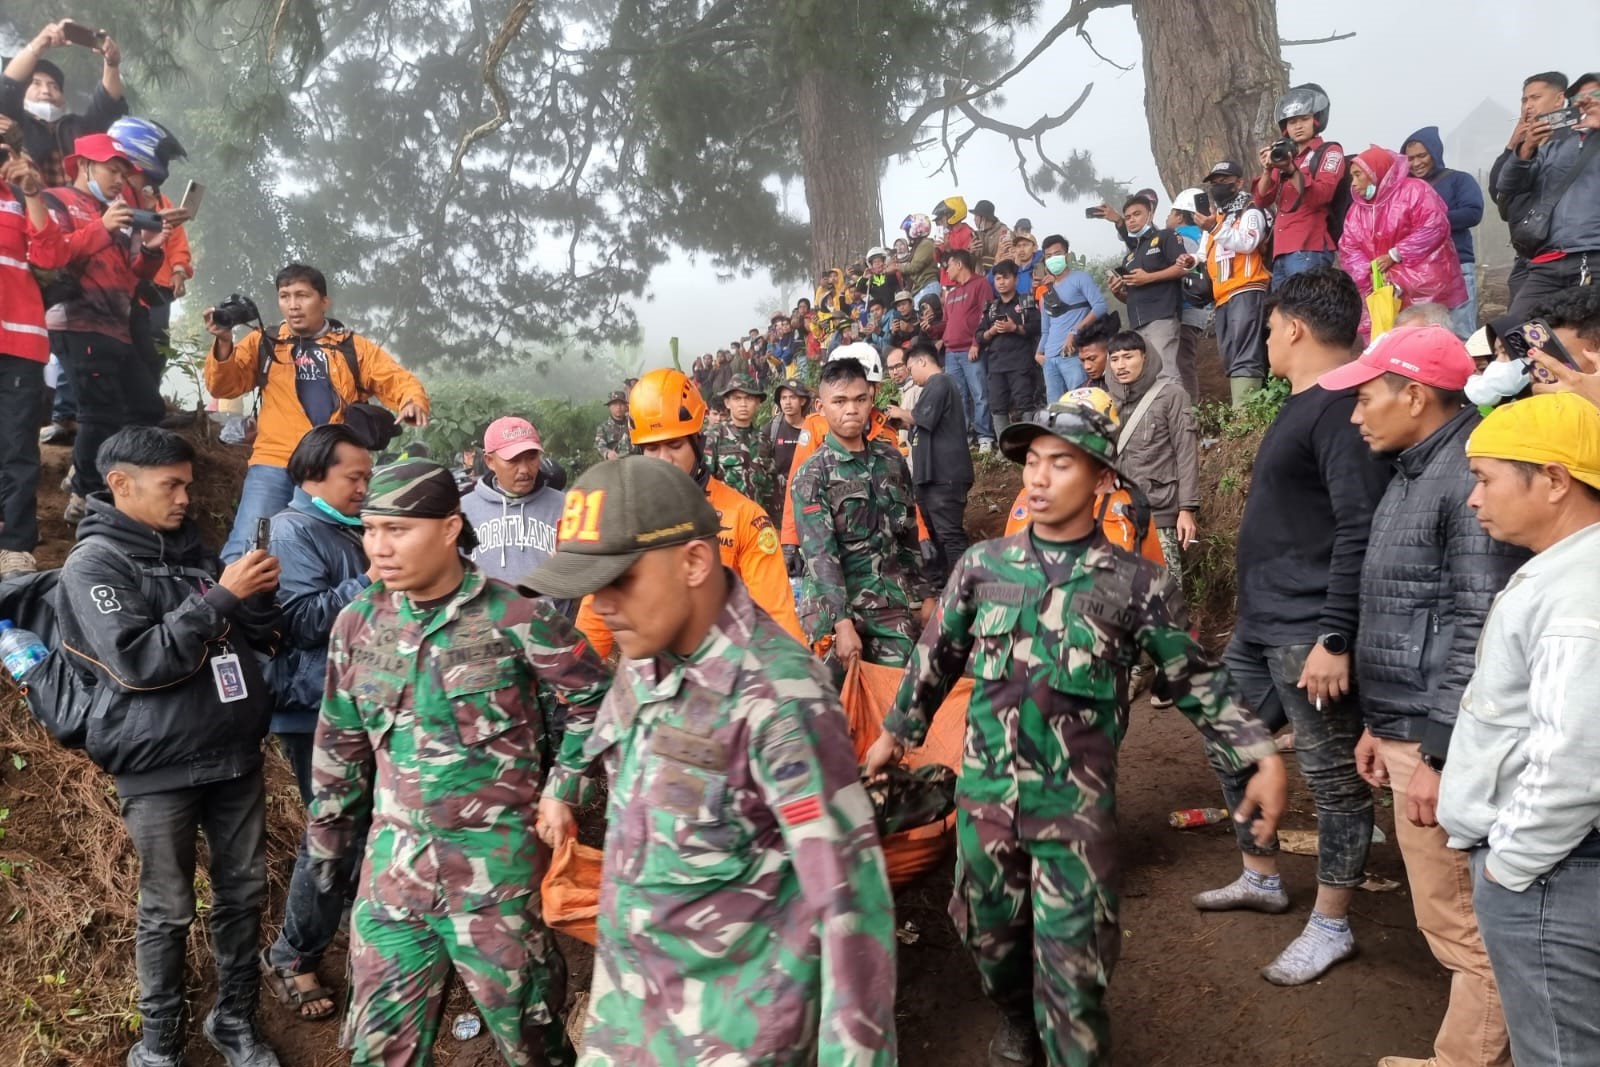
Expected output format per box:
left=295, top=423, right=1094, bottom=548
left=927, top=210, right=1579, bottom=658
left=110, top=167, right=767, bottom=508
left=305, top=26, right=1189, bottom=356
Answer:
left=447, top=0, right=537, bottom=182
left=1281, top=30, right=1356, bottom=46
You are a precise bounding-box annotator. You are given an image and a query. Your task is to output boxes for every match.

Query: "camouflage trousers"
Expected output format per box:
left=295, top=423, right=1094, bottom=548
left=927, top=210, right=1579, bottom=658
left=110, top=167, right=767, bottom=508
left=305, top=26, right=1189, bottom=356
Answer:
left=951, top=806, right=1122, bottom=1067
left=345, top=893, right=574, bottom=1067
left=821, top=608, right=922, bottom=686
left=1155, top=526, right=1185, bottom=591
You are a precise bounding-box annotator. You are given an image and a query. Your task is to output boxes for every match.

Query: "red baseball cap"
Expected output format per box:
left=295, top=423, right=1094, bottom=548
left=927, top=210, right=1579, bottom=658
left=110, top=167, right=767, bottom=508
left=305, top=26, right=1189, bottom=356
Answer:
left=64, top=133, right=133, bottom=181
left=483, top=416, right=543, bottom=459
left=1318, top=325, right=1476, bottom=393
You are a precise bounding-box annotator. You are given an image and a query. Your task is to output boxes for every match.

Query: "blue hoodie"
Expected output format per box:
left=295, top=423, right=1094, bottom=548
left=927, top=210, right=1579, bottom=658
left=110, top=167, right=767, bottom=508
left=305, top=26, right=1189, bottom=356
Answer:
left=1403, top=127, right=1484, bottom=264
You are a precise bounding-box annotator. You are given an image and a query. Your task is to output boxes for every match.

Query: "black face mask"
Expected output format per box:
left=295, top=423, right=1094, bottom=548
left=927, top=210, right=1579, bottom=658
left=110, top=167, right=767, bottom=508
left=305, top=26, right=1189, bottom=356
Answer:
left=1208, top=182, right=1236, bottom=206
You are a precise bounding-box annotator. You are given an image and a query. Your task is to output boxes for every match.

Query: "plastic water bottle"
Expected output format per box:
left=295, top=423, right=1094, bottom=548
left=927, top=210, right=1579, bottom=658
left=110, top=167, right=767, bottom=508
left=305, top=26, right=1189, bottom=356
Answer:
left=0, top=620, right=47, bottom=681
left=1168, top=807, right=1231, bottom=829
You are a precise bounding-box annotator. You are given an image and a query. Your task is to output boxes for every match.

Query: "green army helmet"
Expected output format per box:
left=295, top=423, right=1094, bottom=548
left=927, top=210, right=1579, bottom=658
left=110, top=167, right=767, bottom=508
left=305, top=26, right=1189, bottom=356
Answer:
left=997, top=403, right=1124, bottom=479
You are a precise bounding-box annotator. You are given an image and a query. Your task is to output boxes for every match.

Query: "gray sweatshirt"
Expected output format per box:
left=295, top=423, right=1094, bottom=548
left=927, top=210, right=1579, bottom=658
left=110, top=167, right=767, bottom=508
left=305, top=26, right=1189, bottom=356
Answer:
left=460, top=475, right=564, bottom=586
left=1438, top=521, right=1600, bottom=891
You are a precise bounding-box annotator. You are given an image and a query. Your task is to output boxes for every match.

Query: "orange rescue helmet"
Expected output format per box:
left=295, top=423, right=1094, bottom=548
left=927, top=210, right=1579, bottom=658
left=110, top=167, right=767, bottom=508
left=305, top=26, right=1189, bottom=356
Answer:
left=628, top=368, right=707, bottom=445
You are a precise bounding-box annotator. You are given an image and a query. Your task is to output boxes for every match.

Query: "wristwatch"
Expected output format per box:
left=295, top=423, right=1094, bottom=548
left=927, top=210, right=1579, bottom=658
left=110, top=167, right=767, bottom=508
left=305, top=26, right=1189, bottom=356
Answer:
left=1317, top=632, right=1350, bottom=656
left=1420, top=753, right=1446, bottom=774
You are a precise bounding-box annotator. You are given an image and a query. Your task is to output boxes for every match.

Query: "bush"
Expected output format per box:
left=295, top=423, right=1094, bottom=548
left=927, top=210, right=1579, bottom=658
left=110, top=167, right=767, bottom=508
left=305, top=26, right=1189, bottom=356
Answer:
left=404, top=377, right=607, bottom=479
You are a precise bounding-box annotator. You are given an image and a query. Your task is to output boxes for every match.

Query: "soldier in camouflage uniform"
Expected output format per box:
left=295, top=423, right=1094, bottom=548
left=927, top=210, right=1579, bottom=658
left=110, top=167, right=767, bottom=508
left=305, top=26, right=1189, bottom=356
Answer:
left=527, top=456, right=897, bottom=1067
left=306, top=460, right=611, bottom=1067
left=864, top=406, right=1289, bottom=1067
left=790, top=356, right=934, bottom=671
left=703, top=373, right=779, bottom=513
left=594, top=390, right=631, bottom=460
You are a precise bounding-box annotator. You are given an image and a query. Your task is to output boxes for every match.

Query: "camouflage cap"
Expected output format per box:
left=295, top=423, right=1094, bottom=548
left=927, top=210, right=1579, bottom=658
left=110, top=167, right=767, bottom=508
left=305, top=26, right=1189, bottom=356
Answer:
left=607, top=390, right=628, bottom=405
left=998, top=404, right=1124, bottom=478
left=522, top=456, right=721, bottom=599
left=719, top=373, right=766, bottom=400
left=775, top=376, right=812, bottom=399
left=363, top=459, right=479, bottom=550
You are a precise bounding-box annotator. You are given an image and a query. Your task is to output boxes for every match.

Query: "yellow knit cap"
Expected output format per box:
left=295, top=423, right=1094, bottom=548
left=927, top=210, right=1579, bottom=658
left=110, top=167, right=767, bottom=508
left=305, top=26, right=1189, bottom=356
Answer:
left=1466, top=393, right=1600, bottom=490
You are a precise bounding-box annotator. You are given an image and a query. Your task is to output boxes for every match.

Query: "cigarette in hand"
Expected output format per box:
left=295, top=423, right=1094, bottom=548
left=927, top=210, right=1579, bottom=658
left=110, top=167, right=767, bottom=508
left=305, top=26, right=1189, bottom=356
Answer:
left=1315, top=696, right=1322, bottom=713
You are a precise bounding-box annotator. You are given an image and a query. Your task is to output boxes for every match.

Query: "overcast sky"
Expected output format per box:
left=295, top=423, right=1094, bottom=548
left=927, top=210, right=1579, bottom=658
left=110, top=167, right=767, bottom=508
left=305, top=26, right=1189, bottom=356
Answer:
left=638, top=0, right=1598, bottom=364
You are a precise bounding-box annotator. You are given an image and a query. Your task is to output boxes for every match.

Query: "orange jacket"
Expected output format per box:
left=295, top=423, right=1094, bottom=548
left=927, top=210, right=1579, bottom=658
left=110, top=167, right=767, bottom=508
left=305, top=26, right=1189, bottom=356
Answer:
left=1003, top=486, right=1166, bottom=564
left=575, top=477, right=803, bottom=658
left=780, top=410, right=929, bottom=547
left=204, top=322, right=429, bottom=469
left=150, top=194, right=192, bottom=290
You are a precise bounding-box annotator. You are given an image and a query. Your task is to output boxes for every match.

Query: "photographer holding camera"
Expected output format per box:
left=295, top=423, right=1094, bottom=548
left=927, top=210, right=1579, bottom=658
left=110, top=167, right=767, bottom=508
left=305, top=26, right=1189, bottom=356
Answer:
left=204, top=263, right=430, bottom=562
left=45, top=133, right=174, bottom=525
left=1255, top=84, right=1348, bottom=289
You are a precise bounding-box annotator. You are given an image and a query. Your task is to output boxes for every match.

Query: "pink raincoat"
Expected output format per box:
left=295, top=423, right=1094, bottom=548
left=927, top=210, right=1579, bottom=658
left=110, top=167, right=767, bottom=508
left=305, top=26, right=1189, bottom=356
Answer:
left=1338, top=150, right=1467, bottom=335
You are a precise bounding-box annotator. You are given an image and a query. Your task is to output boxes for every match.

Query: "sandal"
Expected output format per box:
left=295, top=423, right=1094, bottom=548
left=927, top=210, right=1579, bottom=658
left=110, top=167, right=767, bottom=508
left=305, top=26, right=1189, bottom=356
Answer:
left=259, top=948, right=338, bottom=1022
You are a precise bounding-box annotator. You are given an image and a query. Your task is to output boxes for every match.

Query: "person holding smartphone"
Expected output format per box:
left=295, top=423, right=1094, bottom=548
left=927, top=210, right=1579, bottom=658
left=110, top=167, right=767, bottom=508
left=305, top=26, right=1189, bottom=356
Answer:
left=0, top=19, right=128, bottom=187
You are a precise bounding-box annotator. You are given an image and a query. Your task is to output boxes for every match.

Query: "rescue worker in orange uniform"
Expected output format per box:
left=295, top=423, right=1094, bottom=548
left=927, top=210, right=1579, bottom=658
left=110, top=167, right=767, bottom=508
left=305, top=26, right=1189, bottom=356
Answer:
left=572, top=368, right=803, bottom=656
left=1001, top=388, right=1167, bottom=566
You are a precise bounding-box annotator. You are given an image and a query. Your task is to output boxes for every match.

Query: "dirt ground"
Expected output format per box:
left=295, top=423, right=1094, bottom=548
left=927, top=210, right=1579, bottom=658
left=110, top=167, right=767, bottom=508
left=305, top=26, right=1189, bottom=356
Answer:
left=18, top=423, right=1450, bottom=1067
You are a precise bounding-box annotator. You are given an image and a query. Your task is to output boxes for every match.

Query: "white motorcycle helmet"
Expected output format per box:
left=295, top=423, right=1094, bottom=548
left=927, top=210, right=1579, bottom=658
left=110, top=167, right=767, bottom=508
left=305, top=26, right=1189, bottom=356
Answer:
left=1172, top=187, right=1207, bottom=214
left=830, top=341, right=884, bottom=383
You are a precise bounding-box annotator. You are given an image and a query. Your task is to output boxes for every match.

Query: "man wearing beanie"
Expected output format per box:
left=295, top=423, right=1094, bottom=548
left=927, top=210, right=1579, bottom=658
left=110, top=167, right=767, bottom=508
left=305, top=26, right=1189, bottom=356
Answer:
left=1319, top=327, right=1525, bottom=1067
left=1439, top=393, right=1600, bottom=1067
left=1, top=19, right=129, bottom=186
left=306, top=459, right=611, bottom=1066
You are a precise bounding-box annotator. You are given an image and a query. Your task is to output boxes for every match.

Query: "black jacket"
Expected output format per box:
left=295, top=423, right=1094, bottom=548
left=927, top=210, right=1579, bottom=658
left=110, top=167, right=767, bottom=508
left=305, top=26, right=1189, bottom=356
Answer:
left=1355, top=409, right=1529, bottom=761
left=56, top=496, right=278, bottom=796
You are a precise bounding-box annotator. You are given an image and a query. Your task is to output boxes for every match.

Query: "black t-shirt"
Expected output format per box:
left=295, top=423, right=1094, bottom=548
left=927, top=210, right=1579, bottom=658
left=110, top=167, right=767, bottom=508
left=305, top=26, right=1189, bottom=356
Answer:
left=1235, top=386, right=1391, bottom=645
left=773, top=417, right=806, bottom=482
left=910, top=373, right=975, bottom=486
left=1120, top=228, right=1183, bottom=328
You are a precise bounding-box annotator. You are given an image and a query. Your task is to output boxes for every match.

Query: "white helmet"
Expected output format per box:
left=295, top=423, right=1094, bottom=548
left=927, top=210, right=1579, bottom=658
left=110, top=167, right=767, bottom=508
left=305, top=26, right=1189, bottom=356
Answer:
left=867, top=245, right=890, bottom=262
left=830, top=341, right=884, bottom=383
left=1172, top=187, right=1207, bottom=214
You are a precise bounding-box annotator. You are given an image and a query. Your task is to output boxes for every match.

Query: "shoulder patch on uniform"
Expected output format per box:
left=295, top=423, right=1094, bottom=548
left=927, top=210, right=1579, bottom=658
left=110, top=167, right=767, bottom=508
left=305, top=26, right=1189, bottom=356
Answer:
left=1010, top=503, right=1028, bottom=522
left=798, top=431, right=811, bottom=446
left=974, top=581, right=1027, bottom=605
left=777, top=794, right=823, bottom=825
left=757, top=525, right=779, bottom=555
left=752, top=514, right=773, bottom=531
left=802, top=504, right=822, bottom=515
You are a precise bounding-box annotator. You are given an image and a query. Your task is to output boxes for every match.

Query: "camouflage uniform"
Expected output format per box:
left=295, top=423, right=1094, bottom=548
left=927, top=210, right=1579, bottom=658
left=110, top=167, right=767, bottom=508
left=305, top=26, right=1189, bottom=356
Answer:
left=308, top=566, right=610, bottom=1067
left=703, top=419, right=779, bottom=515
left=566, top=578, right=897, bottom=1066
left=594, top=416, right=631, bottom=461
left=790, top=432, right=933, bottom=666
left=883, top=531, right=1277, bottom=1067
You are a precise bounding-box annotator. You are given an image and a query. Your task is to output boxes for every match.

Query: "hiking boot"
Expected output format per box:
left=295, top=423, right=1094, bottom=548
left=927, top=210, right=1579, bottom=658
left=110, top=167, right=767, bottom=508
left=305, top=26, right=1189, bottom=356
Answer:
left=0, top=550, right=37, bottom=578
left=204, top=1008, right=281, bottom=1067
left=988, top=1014, right=1039, bottom=1066
left=126, top=1017, right=183, bottom=1067
left=1150, top=694, right=1174, bottom=708
left=63, top=494, right=87, bottom=525
left=39, top=421, right=74, bottom=444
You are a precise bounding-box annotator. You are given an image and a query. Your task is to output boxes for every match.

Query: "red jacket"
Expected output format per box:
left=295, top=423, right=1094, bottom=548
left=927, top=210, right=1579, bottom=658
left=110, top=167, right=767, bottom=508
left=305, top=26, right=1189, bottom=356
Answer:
left=941, top=274, right=993, bottom=351
left=1253, top=136, right=1345, bottom=257
left=0, top=184, right=67, bottom=363
left=44, top=186, right=163, bottom=344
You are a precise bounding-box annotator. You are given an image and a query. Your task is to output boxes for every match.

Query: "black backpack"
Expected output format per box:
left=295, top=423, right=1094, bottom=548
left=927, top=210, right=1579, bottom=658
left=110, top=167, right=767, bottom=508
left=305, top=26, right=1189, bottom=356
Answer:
left=253, top=322, right=402, bottom=451
left=0, top=540, right=208, bottom=751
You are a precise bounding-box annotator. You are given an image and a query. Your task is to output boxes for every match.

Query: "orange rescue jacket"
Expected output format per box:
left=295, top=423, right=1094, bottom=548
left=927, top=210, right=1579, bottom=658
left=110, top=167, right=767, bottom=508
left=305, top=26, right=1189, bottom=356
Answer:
left=780, top=409, right=929, bottom=547
left=1002, top=485, right=1166, bottom=564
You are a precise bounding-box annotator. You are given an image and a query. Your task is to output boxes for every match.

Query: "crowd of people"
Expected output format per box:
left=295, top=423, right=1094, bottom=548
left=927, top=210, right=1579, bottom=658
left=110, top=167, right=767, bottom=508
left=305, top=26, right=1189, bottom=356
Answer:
left=5, top=13, right=1600, bottom=1067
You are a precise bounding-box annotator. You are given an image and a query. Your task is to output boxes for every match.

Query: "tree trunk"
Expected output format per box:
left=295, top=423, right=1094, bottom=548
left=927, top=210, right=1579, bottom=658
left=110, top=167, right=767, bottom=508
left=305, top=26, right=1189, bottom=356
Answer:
left=1132, top=0, right=1289, bottom=196
left=797, top=68, right=884, bottom=275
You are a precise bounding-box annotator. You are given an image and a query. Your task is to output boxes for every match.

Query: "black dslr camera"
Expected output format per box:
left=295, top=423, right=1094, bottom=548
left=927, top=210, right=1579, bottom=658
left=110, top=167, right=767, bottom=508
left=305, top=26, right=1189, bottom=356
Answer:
left=210, top=293, right=261, bottom=329
left=1269, top=139, right=1297, bottom=165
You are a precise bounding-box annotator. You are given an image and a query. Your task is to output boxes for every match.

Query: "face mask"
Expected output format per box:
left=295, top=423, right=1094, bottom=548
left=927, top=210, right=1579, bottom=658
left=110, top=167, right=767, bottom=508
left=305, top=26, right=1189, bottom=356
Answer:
left=311, top=496, right=363, bottom=527
left=1129, top=224, right=1151, bottom=239
left=1044, top=254, right=1068, bottom=275
left=1360, top=183, right=1378, bottom=201
left=23, top=99, right=64, bottom=123
left=87, top=178, right=113, bottom=205
left=1207, top=183, right=1234, bottom=206
left=1463, top=359, right=1530, bottom=407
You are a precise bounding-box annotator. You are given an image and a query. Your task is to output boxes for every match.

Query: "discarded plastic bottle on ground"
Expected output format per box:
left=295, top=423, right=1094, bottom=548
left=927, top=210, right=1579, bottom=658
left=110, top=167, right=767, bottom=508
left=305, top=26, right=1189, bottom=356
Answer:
left=1168, top=807, right=1230, bottom=829
left=0, top=620, right=47, bottom=681
left=452, top=1012, right=482, bottom=1041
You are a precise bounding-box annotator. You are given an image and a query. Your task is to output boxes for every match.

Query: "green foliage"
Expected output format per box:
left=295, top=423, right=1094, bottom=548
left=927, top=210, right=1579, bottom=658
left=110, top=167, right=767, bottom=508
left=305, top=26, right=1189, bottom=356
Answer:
left=1196, top=375, right=1291, bottom=439
left=406, top=377, right=606, bottom=479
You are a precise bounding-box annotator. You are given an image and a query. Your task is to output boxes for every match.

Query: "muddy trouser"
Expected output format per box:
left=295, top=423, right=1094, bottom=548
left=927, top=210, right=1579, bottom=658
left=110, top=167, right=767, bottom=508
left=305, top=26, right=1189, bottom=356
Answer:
left=1214, top=289, right=1268, bottom=385
left=345, top=892, right=574, bottom=1067
left=1207, top=637, right=1373, bottom=888
left=953, top=802, right=1121, bottom=1067
left=120, top=771, right=268, bottom=1048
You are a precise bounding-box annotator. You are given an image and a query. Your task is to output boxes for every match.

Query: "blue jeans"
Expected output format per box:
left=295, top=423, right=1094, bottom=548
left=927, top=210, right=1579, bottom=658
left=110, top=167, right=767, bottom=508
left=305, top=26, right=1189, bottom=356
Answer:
left=222, top=464, right=295, bottom=562
left=267, top=733, right=368, bottom=974
left=1206, top=637, right=1373, bottom=888
left=1042, top=353, right=1088, bottom=403
left=1451, top=263, right=1478, bottom=339
left=1271, top=249, right=1337, bottom=290
left=944, top=350, right=994, bottom=444
left=50, top=357, right=76, bottom=422
left=1471, top=838, right=1600, bottom=1067
left=913, top=279, right=941, bottom=305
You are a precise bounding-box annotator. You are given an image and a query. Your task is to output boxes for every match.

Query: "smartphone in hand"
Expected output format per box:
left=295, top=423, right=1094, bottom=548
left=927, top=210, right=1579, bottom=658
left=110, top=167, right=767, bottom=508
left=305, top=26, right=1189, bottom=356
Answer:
left=61, top=21, right=106, bottom=48
left=253, top=517, right=272, bottom=553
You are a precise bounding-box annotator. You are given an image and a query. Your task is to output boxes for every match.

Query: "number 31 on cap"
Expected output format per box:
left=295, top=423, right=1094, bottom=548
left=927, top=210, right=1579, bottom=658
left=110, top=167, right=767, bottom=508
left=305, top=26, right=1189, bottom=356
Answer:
left=558, top=489, right=606, bottom=543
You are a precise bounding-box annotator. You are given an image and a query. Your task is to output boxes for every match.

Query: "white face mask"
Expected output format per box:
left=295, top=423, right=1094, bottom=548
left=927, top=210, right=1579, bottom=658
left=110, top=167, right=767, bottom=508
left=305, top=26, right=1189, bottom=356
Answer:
left=24, top=99, right=65, bottom=123
left=1463, top=359, right=1530, bottom=407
